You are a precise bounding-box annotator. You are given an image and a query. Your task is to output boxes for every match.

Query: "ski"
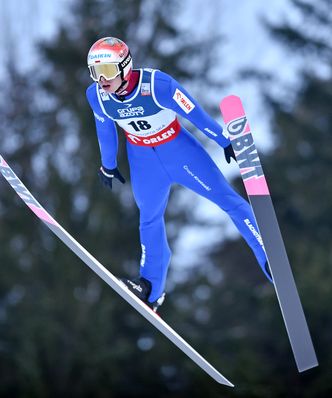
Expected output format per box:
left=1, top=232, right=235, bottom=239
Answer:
left=0, top=155, right=233, bottom=387
left=220, top=95, right=318, bottom=373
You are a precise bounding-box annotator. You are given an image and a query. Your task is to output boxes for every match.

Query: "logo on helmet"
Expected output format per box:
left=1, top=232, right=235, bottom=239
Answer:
left=88, top=53, right=112, bottom=61
left=120, top=54, right=132, bottom=69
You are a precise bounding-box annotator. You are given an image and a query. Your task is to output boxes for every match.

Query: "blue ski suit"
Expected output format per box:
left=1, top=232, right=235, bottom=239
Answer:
left=86, top=69, right=269, bottom=303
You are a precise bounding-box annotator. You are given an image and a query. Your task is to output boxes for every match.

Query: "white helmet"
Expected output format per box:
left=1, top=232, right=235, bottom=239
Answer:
left=87, top=37, right=133, bottom=85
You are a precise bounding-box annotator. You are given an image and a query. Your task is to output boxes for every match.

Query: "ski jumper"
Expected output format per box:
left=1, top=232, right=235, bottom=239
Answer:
left=86, top=69, right=270, bottom=303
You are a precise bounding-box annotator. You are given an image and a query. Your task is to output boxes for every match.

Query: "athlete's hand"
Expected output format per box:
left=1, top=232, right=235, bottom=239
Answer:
left=224, top=144, right=236, bottom=164
left=98, top=166, right=126, bottom=189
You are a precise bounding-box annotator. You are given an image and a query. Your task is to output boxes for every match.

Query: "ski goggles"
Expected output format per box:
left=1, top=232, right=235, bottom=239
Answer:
left=89, top=63, right=121, bottom=82
left=89, top=52, right=132, bottom=82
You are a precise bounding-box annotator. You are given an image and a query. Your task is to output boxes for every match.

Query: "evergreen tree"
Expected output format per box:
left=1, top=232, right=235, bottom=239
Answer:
left=199, top=0, right=332, bottom=396
left=0, top=0, right=226, bottom=396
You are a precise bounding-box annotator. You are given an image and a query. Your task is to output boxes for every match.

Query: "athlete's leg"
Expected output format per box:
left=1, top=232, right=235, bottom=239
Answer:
left=162, top=132, right=271, bottom=281
left=127, top=144, right=172, bottom=302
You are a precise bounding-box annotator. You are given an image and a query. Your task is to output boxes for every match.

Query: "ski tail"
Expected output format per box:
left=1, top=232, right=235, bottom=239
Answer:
left=0, top=154, right=234, bottom=387
left=220, top=95, right=318, bottom=373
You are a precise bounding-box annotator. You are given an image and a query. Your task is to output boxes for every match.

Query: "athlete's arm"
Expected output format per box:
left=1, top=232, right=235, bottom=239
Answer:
left=153, top=70, right=230, bottom=148
left=86, top=84, right=119, bottom=169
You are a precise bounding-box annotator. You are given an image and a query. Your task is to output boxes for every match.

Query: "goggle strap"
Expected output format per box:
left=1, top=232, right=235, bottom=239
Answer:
left=88, top=51, right=131, bottom=82
left=119, top=51, right=132, bottom=72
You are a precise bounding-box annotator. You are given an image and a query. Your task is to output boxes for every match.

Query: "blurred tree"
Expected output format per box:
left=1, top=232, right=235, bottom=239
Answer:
left=0, top=0, right=227, bottom=397
left=194, top=0, right=332, bottom=396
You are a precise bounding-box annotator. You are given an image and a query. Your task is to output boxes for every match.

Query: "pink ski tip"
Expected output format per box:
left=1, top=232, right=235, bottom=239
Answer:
left=220, top=95, right=244, bottom=124
left=27, top=204, right=58, bottom=226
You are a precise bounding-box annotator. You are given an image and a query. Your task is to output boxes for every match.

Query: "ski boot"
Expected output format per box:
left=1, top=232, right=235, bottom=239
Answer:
left=119, top=276, right=165, bottom=312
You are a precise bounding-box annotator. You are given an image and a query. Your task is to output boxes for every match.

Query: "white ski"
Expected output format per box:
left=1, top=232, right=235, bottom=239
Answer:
left=0, top=155, right=234, bottom=387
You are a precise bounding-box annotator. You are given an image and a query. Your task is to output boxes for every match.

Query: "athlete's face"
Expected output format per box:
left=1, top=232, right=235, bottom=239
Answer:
left=99, top=75, right=127, bottom=94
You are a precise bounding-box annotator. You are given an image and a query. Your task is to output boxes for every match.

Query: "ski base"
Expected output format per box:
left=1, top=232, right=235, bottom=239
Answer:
left=220, top=95, right=318, bottom=373
left=0, top=155, right=234, bottom=387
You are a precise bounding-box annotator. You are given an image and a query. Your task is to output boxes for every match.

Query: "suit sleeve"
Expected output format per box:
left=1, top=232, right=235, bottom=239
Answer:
left=153, top=70, right=230, bottom=148
left=86, top=84, right=119, bottom=169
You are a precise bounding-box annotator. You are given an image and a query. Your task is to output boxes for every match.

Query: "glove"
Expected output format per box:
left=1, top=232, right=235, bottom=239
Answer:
left=98, top=166, right=126, bottom=190
left=224, top=144, right=236, bottom=164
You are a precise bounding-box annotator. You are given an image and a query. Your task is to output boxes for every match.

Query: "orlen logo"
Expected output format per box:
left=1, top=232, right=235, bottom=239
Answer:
left=173, top=88, right=195, bottom=114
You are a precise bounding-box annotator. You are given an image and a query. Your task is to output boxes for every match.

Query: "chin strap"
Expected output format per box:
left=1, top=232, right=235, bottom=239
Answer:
left=115, top=63, right=130, bottom=95
left=115, top=79, right=128, bottom=96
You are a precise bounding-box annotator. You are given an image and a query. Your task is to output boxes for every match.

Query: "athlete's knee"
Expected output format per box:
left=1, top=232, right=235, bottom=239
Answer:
left=218, top=192, right=248, bottom=213
left=139, top=202, right=168, bottom=226
left=140, top=212, right=165, bottom=229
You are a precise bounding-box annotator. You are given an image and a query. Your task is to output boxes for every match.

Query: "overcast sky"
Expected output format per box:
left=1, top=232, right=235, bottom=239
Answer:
left=0, top=0, right=301, bottom=270
left=0, top=0, right=300, bottom=142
